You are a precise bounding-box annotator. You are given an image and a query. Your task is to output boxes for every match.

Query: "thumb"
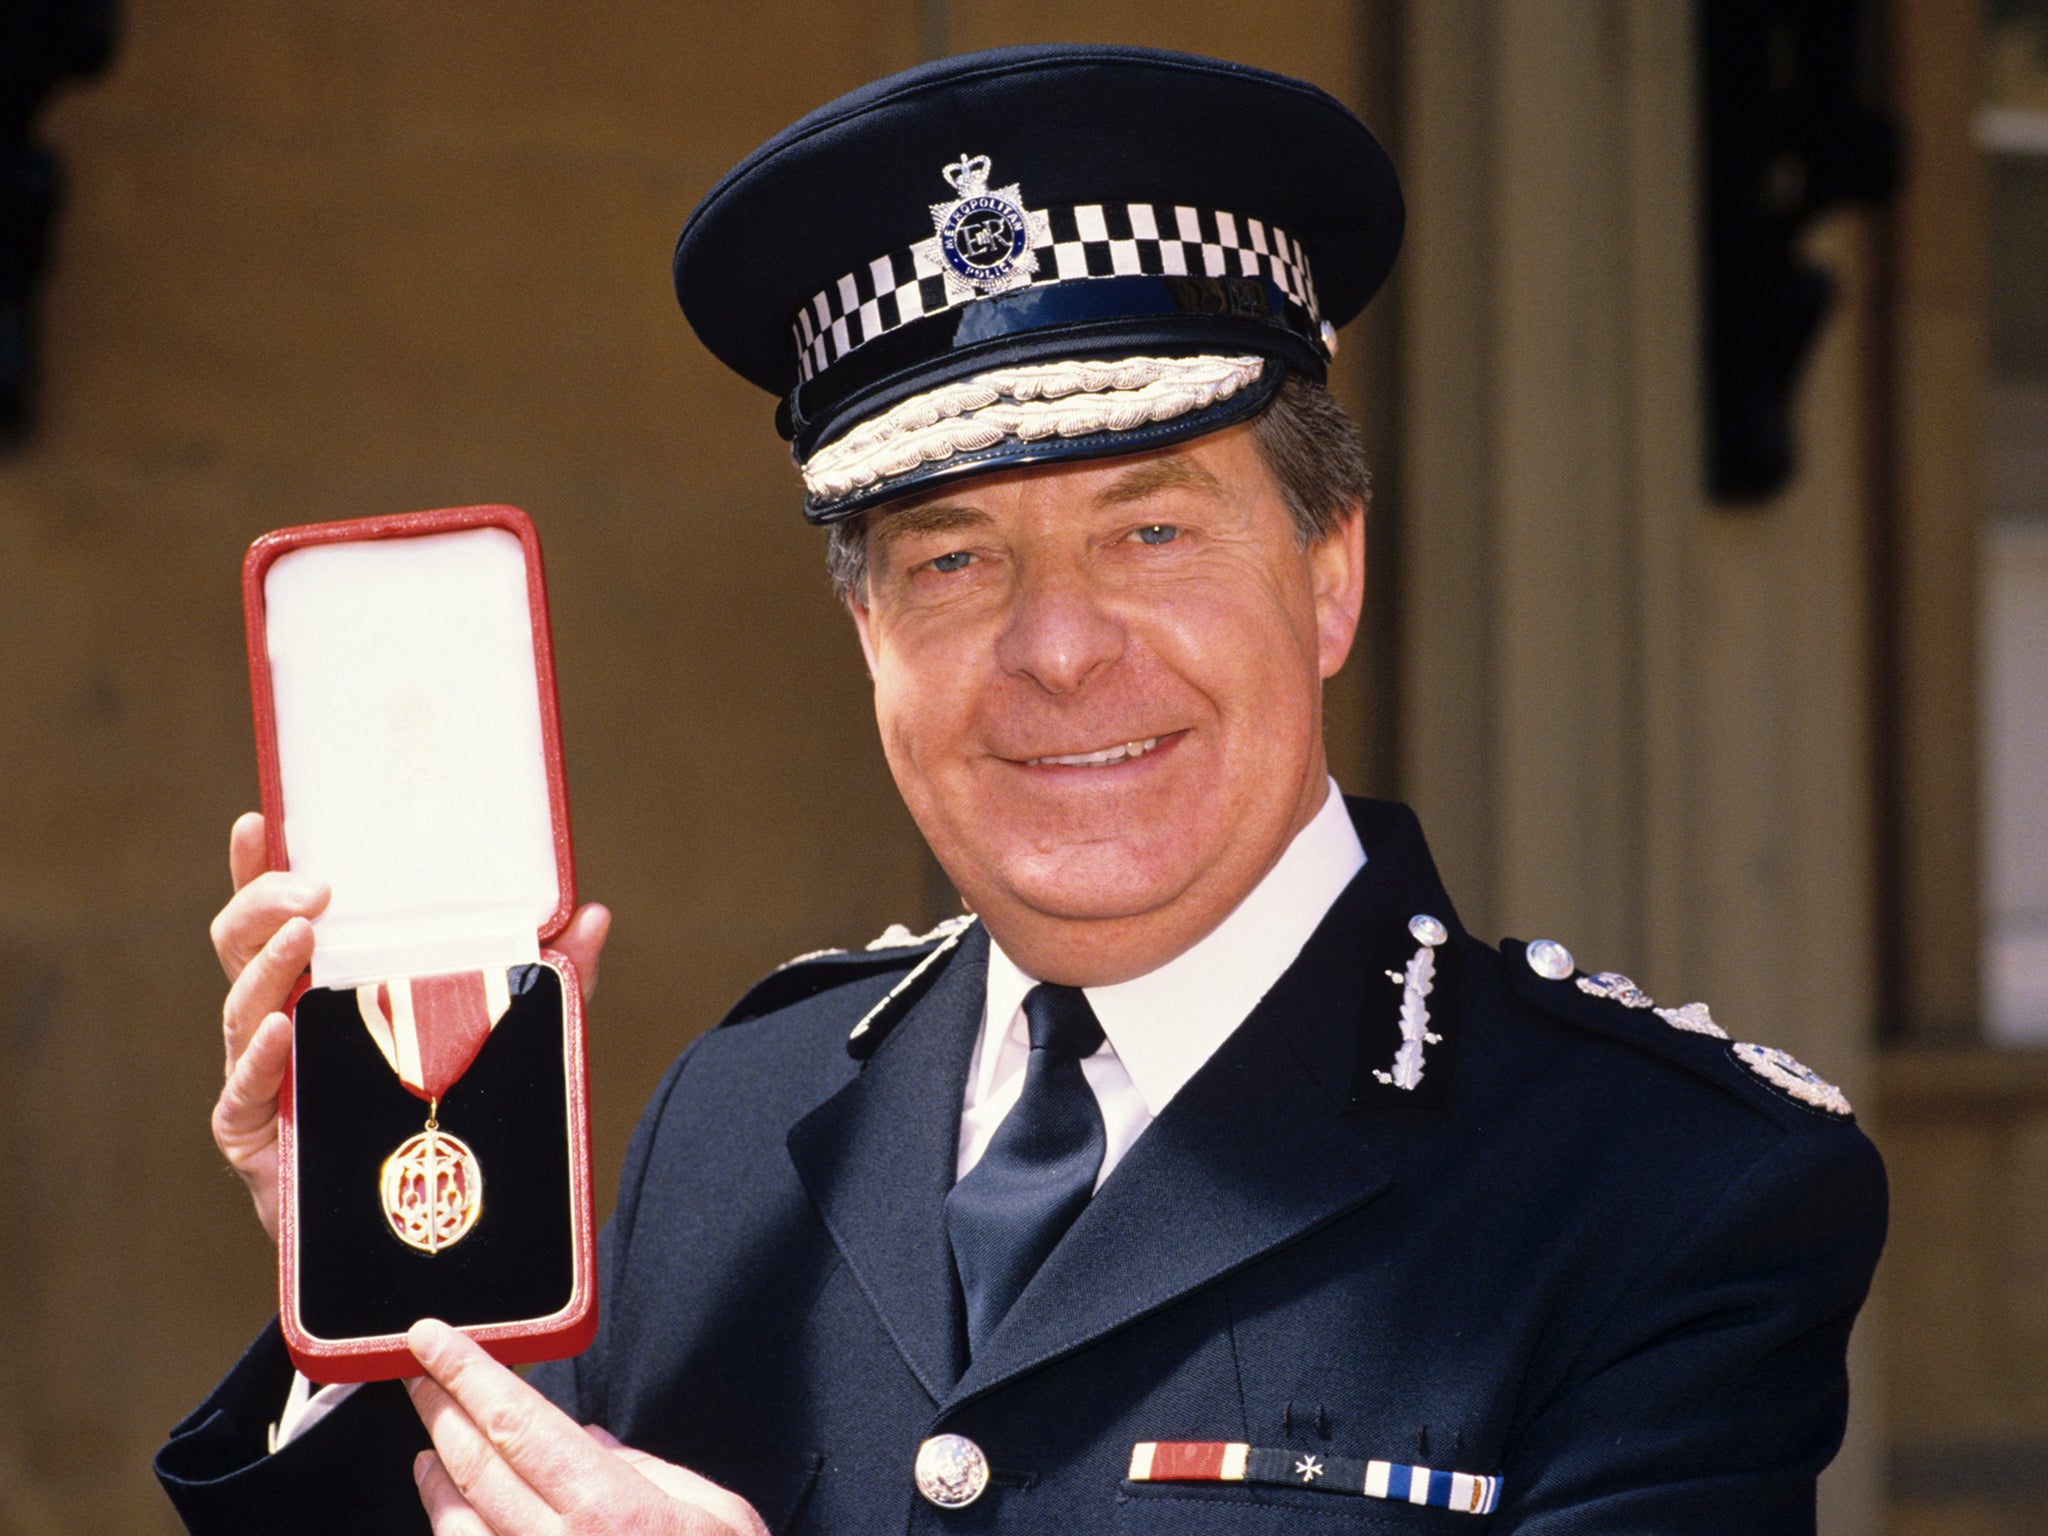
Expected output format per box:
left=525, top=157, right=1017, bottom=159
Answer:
left=555, top=903, right=612, bottom=1002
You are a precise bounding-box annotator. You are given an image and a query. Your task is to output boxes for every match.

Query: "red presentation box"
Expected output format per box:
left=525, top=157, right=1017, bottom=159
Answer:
left=243, top=505, right=596, bottom=1383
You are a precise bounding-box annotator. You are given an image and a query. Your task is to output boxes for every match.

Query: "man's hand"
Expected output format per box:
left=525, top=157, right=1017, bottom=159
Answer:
left=406, top=1319, right=768, bottom=1536
left=208, top=811, right=612, bottom=1244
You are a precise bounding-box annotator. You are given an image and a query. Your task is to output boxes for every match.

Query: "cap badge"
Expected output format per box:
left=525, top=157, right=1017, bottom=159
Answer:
left=928, top=152, right=1042, bottom=298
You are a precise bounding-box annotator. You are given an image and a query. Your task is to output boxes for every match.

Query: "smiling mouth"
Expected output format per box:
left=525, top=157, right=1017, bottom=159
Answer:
left=1027, top=736, right=1164, bottom=768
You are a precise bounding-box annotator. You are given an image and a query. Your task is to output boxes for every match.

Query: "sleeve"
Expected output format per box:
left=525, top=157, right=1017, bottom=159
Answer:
left=273, top=1374, right=362, bottom=1449
left=1495, top=1119, right=1888, bottom=1535
left=154, top=1318, right=431, bottom=1536
left=528, top=1042, right=697, bottom=1423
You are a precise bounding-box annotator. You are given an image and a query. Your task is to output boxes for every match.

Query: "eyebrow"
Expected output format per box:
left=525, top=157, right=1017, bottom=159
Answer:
left=867, top=451, right=1224, bottom=554
left=868, top=500, right=993, bottom=554
left=1094, top=454, right=1226, bottom=507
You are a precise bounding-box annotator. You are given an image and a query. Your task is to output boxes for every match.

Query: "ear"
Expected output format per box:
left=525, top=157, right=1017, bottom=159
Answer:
left=846, top=592, right=880, bottom=680
left=1310, top=504, right=1366, bottom=680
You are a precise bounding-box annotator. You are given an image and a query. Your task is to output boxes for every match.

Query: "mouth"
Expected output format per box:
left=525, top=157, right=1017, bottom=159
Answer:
left=1024, top=734, right=1168, bottom=768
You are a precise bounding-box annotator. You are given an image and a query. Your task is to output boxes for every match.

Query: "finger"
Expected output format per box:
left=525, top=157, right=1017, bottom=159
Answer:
left=406, top=1374, right=559, bottom=1534
left=222, top=916, right=316, bottom=1075
left=211, top=870, right=330, bottom=983
left=554, top=903, right=611, bottom=1003
left=413, top=1450, right=503, bottom=1536
left=584, top=1424, right=623, bottom=1449
left=214, top=1010, right=291, bottom=1147
left=213, top=1009, right=291, bottom=1244
left=408, top=1319, right=620, bottom=1512
left=609, top=1451, right=770, bottom=1536
left=229, top=812, right=268, bottom=893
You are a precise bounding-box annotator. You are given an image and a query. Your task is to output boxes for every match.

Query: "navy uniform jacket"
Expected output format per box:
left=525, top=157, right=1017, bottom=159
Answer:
left=156, top=800, right=1886, bottom=1533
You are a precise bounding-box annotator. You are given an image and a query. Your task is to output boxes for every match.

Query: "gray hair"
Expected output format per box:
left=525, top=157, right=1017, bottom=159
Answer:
left=823, top=370, right=1368, bottom=603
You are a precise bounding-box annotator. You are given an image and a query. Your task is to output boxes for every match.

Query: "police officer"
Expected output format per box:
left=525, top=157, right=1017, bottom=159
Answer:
left=160, top=44, right=1885, bottom=1535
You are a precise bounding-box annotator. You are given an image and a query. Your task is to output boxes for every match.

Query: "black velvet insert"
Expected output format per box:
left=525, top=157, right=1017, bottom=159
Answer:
left=292, top=964, right=575, bottom=1339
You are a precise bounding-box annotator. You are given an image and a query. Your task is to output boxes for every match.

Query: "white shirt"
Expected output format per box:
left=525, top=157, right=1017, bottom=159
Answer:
left=276, top=780, right=1364, bottom=1450
left=958, top=778, right=1365, bottom=1188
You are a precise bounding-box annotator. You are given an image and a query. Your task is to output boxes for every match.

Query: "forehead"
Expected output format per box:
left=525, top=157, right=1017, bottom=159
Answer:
left=864, top=426, right=1277, bottom=541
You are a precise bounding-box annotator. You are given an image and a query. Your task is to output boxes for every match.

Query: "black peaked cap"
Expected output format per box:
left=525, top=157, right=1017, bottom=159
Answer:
left=673, top=45, right=1403, bottom=521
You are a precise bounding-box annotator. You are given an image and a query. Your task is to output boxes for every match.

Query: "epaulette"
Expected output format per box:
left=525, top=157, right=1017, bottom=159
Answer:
left=718, top=914, right=978, bottom=1030
left=1500, top=937, right=1855, bottom=1126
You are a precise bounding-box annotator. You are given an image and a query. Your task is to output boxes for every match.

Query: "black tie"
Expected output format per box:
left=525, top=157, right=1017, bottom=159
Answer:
left=945, top=983, right=1107, bottom=1357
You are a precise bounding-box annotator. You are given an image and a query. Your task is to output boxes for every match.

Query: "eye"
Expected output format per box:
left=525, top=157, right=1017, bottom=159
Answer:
left=927, top=550, right=974, bottom=573
left=1130, top=524, right=1179, bottom=546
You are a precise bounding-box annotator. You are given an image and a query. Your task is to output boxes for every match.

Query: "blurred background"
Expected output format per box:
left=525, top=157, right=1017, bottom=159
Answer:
left=0, top=1, right=2039, bottom=1532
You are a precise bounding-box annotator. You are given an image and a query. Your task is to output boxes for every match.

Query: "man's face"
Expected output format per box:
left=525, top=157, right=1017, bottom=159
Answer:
left=847, top=421, right=1364, bottom=984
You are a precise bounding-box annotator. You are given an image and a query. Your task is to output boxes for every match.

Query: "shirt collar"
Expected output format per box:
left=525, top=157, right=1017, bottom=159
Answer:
left=981, top=778, right=1366, bottom=1116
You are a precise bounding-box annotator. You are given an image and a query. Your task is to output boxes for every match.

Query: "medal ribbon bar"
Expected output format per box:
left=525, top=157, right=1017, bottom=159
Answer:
left=1128, top=1441, right=1501, bottom=1515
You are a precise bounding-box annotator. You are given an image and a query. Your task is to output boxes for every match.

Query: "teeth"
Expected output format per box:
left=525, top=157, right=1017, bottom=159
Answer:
left=1031, top=736, right=1160, bottom=767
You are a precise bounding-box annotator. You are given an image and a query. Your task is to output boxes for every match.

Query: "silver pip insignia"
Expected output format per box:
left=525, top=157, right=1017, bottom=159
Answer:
left=1577, top=971, right=1653, bottom=1008
left=1732, top=1042, right=1852, bottom=1116
left=1656, top=1001, right=1729, bottom=1039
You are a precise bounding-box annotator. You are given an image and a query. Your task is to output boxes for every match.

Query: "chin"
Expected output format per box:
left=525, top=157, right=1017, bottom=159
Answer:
left=977, top=832, right=1199, bottom=924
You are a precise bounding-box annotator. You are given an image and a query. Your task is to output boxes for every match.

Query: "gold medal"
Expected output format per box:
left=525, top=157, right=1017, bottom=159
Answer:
left=359, top=971, right=510, bottom=1254
left=380, top=1098, right=483, bottom=1253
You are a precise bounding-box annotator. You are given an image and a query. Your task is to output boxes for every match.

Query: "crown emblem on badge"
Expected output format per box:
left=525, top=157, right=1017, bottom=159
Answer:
left=924, top=151, right=1044, bottom=299
left=942, top=153, right=995, bottom=196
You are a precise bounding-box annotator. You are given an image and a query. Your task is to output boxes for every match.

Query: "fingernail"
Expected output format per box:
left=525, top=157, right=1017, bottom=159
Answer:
left=267, top=921, right=302, bottom=955
left=414, top=1451, right=430, bottom=1485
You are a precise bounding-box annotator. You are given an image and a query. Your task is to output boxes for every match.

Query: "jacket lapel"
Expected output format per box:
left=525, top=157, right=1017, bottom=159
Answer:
left=945, top=799, right=1466, bottom=1408
left=785, top=801, right=1468, bottom=1411
left=946, top=978, right=1390, bottom=1407
left=785, top=924, right=987, bottom=1402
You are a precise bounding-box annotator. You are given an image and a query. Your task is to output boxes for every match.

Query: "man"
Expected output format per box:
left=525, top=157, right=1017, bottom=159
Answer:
left=158, top=44, right=1885, bottom=1535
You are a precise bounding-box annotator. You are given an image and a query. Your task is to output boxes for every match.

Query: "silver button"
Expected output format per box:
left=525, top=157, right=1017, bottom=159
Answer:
left=1319, top=318, right=1340, bottom=359
left=914, top=1434, right=991, bottom=1509
left=1408, top=914, right=1449, bottom=948
left=1525, top=939, right=1575, bottom=980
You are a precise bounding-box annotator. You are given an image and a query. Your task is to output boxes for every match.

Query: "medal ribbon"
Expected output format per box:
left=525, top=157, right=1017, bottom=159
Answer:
left=1128, top=1442, right=1501, bottom=1515
left=356, top=968, right=513, bottom=1101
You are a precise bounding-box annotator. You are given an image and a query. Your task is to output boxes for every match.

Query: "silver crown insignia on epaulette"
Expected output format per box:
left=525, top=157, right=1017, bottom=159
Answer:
left=1535, top=943, right=1847, bottom=1114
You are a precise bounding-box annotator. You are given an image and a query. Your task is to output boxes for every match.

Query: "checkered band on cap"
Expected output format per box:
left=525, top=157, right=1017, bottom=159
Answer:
left=793, top=203, right=1320, bottom=382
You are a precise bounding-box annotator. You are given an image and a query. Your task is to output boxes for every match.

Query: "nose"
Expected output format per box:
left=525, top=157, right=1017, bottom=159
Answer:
left=994, top=555, right=1125, bottom=695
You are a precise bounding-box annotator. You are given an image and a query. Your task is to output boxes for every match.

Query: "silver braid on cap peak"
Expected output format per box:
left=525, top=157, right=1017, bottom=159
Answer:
left=801, top=353, right=1267, bottom=506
